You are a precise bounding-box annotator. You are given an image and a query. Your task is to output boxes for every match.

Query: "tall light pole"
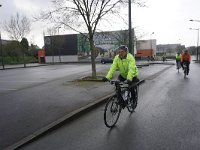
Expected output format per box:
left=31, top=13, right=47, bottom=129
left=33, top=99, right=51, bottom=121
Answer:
left=57, top=27, right=61, bottom=63
left=150, top=32, right=154, bottom=60
left=190, top=19, right=200, bottom=61
left=189, top=28, right=199, bottom=61
left=128, top=0, right=133, bottom=55
left=0, top=4, right=4, bottom=69
left=0, top=32, right=4, bottom=69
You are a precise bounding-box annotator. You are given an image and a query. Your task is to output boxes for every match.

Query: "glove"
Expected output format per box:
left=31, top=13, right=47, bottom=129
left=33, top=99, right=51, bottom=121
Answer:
left=102, top=77, right=108, bottom=82
left=132, top=77, right=140, bottom=83
left=127, top=80, right=132, bottom=85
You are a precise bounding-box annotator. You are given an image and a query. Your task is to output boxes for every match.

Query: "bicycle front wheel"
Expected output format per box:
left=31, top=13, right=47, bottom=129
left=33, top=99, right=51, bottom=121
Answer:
left=104, top=95, right=121, bottom=128
left=127, top=87, right=138, bottom=113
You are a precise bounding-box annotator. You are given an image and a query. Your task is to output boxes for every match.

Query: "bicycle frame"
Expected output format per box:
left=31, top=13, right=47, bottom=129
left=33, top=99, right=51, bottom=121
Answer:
left=104, top=80, right=144, bottom=128
left=111, top=81, right=129, bottom=106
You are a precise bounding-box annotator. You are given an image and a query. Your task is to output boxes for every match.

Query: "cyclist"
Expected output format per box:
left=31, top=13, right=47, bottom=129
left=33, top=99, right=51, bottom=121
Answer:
left=162, top=53, right=166, bottom=62
left=102, top=45, right=139, bottom=104
left=181, top=49, right=191, bottom=75
left=175, top=51, right=182, bottom=69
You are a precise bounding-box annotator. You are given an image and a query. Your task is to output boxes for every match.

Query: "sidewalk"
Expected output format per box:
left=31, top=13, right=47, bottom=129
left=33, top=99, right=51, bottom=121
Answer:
left=2, top=61, right=174, bottom=150
left=0, top=63, right=48, bottom=70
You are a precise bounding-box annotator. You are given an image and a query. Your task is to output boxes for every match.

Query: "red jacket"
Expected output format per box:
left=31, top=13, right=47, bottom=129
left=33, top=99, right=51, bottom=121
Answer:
left=181, top=53, right=191, bottom=62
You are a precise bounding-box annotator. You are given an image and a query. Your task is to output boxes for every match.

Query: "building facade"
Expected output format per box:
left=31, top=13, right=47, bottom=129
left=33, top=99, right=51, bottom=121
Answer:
left=156, top=44, right=185, bottom=56
left=135, top=39, right=157, bottom=59
left=44, top=29, right=136, bottom=63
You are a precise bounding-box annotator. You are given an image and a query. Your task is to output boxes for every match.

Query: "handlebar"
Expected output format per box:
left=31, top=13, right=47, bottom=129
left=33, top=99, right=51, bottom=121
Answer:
left=109, top=79, right=145, bottom=88
left=109, top=80, right=128, bottom=85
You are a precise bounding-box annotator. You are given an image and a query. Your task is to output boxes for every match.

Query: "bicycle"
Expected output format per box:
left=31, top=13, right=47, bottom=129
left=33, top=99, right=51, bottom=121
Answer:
left=182, top=62, right=188, bottom=78
left=176, top=61, right=181, bottom=73
left=104, top=80, right=144, bottom=128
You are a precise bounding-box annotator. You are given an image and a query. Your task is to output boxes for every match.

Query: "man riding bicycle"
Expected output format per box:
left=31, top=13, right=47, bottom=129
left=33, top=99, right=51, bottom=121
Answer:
left=175, top=51, right=182, bottom=69
left=181, top=49, right=191, bottom=75
left=102, top=45, right=139, bottom=102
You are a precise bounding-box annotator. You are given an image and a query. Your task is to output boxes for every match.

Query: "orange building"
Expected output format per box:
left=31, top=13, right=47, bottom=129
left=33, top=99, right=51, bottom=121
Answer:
left=135, top=49, right=154, bottom=58
left=38, top=50, right=46, bottom=63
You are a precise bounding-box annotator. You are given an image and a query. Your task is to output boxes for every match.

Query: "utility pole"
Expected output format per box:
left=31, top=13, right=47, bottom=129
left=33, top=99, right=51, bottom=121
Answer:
left=197, top=29, right=199, bottom=61
left=189, top=19, right=200, bottom=61
left=0, top=33, right=5, bottom=69
left=189, top=28, right=199, bottom=61
left=128, top=0, right=133, bottom=55
left=0, top=5, right=5, bottom=69
left=57, top=27, right=61, bottom=63
left=150, top=32, right=154, bottom=60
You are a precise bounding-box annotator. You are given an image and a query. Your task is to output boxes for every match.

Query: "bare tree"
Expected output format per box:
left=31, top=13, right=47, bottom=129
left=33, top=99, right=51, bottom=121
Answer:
left=39, top=0, right=145, bottom=78
left=3, top=12, right=31, bottom=41
left=47, top=27, right=57, bottom=36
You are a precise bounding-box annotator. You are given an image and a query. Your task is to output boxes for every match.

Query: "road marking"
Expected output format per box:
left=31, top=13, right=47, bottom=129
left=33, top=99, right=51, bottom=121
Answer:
left=0, top=80, right=46, bottom=82
left=0, top=88, right=17, bottom=91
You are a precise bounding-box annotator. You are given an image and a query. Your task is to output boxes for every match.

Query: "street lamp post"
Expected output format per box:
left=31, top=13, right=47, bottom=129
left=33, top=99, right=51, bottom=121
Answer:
left=150, top=32, right=154, bottom=60
left=128, top=0, right=133, bottom=55
left=0, top=4, right=5, bottom=70
left=189, top=28, right=199, bottom=61
left=0, top=32, right=5, bottom=69
left=190, top=19, right=200, bottom=61
left=57, top=27, right=61, bottom=63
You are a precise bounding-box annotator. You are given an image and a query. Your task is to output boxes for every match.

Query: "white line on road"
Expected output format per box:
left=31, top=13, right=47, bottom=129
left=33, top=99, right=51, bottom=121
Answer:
left=0, top=88, right=17, bottom=91
left=0, top=81, right=46, bottom=83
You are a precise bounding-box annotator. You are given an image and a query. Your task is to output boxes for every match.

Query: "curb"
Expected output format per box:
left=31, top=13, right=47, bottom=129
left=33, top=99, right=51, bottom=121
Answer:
left=0, top=64, right=48, bottom=70
left=149, top=62, right=175, bottom=65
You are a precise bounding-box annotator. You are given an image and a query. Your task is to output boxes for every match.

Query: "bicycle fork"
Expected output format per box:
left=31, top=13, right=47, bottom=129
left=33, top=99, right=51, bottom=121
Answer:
left=116, top=91, right=127, bottom=108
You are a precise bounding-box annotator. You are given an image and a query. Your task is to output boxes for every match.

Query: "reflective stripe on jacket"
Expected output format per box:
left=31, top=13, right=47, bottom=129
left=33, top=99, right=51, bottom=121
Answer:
left=106, top=53, right=138, bottom=80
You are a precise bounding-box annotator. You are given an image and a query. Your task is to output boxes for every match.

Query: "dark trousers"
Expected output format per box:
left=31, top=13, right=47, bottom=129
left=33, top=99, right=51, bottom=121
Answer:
left=181, top=61, right=190, bottom=73
left=118, top=75, right=139, bottom=99
left=176, top=59, right=181, bottom=68
left=176, top=59, right=181, bottom=64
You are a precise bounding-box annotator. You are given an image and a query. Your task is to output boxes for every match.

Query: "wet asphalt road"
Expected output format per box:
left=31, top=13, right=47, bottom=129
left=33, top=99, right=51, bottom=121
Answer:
left=19, top=62, right=200, bottom=150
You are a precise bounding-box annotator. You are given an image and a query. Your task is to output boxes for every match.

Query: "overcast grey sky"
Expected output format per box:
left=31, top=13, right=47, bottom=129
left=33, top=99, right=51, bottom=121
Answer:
left=0, top=0, right=200, bottom=48
left=133, top=0, right=200, bottom=47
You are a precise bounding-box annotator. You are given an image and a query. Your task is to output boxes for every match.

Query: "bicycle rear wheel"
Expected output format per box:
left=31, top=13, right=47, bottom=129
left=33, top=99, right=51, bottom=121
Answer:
left=184, top=68, right=187, bottom=78
left=127, top=87, right=138, bottom=113
left=177, top=62, right=181, bottom=73
left=104, top=95, right=121, bottom=128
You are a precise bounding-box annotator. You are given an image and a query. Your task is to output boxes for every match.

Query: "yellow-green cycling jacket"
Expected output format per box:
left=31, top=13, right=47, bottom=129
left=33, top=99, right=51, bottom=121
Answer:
left=176, top=54, right=181, bottom=60
left=106, top=53, right=138, bottom=81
